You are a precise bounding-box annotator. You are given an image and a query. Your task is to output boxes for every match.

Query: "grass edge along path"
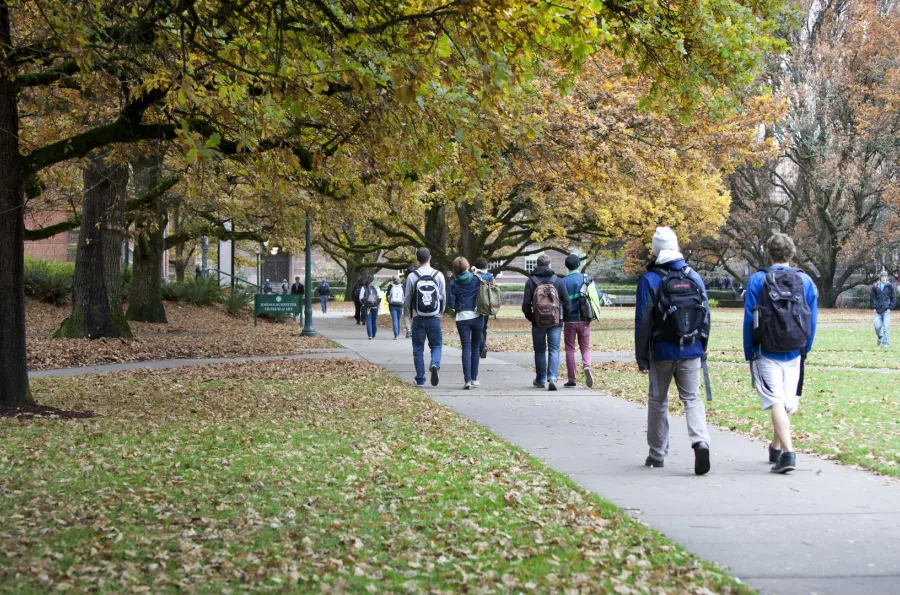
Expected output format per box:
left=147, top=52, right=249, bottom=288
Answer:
left=1, top=359, right=750, bottom=593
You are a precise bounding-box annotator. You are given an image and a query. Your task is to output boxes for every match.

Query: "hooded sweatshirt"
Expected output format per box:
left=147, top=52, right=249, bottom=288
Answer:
left=634, top=254, right=708, bottom=370
left=521, top=266, right=571, bottom=327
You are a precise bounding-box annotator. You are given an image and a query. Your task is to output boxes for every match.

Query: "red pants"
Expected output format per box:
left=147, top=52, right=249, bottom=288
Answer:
left=564, top=321, right=592, bottom=382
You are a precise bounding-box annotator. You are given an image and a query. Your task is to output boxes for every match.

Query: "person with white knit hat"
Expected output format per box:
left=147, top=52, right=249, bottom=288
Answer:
left=635, top=226, right=713, bottom=475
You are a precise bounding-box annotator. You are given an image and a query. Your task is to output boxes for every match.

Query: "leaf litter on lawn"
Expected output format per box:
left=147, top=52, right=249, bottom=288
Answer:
left=1, top=359, right=749, bottom=593
left=26, top=302, right=337, bottom=371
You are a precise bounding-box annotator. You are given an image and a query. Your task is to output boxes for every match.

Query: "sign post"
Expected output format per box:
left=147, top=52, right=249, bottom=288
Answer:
left=253, top=294, right=301, bottom=326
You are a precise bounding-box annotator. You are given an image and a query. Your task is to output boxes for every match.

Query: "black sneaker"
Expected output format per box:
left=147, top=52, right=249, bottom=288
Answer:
left=430, top=365, right=440, bottom=387
left=693, top=442, right=711, bottom=476
left=548, top=381, right=557, bottom=391
left=768, top=443, right=782, bottom=464
left=645, top=456, right=664, bottom=468
left=771, top=451, right=796, bottom=474
left=584, top=367, right=594, bottom=388
left=533, top=380, right=546, bottom=389
left=480, top=346, right=488, bottom=359
left=564, top=381, right=577, bottom=388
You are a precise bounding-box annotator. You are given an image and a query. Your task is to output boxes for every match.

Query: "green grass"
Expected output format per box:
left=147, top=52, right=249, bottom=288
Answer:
left=1, top=360, right=749, bottom=593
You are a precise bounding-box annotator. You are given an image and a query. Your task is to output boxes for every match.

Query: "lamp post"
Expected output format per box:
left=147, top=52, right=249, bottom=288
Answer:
left=255, top=245, right=261, bottom=293
left=301, top=211, right=317, bottom=337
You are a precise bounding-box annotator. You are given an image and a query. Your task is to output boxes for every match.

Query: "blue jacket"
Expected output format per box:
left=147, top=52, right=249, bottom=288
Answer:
left=563, top=271, right=589, bottom=323
left=635, top=258, right=708, bottom=369
left=743, top=266, right=818, bottom=361
left=448, top=274, right=480, bottom=313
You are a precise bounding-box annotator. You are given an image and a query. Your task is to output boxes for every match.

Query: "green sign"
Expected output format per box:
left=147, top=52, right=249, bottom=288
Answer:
left=254, top=294, right=301, bottom=325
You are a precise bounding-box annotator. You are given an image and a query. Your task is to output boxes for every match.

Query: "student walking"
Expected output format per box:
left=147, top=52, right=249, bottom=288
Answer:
left=402, top=265, right=415, bottom=339
left=387, top=275, right=406, bottom=340
left=472, top=257, right=495, bottom=358
left=635, top=227, right=713, bottom=476
left=405, top=248, right=446, bottom=386
left=352, top=278, right=364, bottom=325
left=290, top=276, right=305, bottom=323
left=317, top=279, right=331, bottom=314
left=359, top=275, right=383, bottom=339
left=281, top=279, right=289, bottom=294
left=522, top=254, right=570, bottom=391
left=562, top=254, right=594, bottom=388
left=449, top=257, right=485, bottom=389
left=744, top=233, right=818, bottom=474
left=870, top=269, right=895, bottom=348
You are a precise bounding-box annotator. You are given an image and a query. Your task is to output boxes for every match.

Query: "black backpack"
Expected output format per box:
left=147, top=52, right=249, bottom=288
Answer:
left=753, top=268, right=811, bottom=352
left=651, top=267, right=709, bottom=347
left=364, top=286, right=379, bottom=307
left=413, top=271, right=441, bottom=317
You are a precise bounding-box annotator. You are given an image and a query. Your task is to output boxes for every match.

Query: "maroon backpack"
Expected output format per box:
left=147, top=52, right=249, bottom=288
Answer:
left=531, top=275, right=561, bottom=328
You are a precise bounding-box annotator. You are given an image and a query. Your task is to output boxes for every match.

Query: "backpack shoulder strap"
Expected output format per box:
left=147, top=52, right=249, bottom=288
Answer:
left=530, top=275, right=541, bottom=287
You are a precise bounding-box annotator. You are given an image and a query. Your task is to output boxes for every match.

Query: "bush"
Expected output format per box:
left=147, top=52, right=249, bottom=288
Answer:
left=708, top=298, right=720, bottom=308
left=183, top=275, right=224, bottom=306
left=224, top=286, right=255, bottom=316
left=161, top=281, right=186, bottom=302
left=24, top=257, right=73, bottom=305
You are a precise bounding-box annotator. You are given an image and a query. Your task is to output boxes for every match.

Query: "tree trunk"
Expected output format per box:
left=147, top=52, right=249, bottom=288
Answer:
left=455, top=202, right=479, bottom=263
left=56, top=154, right=133, bottom=339
left=424, top=203, right=449, bottom=272
left=344, top=262, right=360, bottom=301
left=126, top=156, right=168, bottom=323
left=0, top=4, right=32, bottom=406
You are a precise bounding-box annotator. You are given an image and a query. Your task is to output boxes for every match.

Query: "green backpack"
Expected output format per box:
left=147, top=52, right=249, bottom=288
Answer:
left=476, top=275, right=501, bottom=317
left=579, top=275, right=602, bottom=322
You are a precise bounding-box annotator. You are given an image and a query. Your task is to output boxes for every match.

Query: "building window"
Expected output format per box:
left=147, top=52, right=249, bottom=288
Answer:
left=487, top=260, right=504, bottom=277
left=66, top=229, right=80, bottom=262
left=525, top=256, right=539, bottom=273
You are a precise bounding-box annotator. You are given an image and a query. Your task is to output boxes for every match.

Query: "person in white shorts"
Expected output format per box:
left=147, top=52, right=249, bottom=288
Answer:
left=743, top=233, right=818, bottom=473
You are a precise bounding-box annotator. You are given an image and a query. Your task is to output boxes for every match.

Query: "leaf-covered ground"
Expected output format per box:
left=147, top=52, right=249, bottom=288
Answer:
left=1, top=360, right=749, bottom=593
left=26, top=302, right=337, bottom=371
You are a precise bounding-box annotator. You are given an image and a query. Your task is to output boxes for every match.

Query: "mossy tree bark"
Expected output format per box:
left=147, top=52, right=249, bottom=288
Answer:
left=126, top=156, right=167, bottom=323
left=0, top=3, right=32, bottom=406
left=56, top=154, right=132, bottom=339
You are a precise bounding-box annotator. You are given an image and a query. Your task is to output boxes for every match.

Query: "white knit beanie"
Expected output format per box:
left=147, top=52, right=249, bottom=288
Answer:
left=651, top=227, right=679, bottom=255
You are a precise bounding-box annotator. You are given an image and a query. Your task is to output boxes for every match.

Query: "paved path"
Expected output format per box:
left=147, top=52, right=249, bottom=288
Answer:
left=318, top=316, right=900, bottom=595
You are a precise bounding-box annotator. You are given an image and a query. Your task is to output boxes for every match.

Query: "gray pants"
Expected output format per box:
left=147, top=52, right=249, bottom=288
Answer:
left=648, top=358, right=711, bottom=461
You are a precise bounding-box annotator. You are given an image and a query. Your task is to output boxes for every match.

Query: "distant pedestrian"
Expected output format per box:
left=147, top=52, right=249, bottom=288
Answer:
left=402, top=265, right=415, bottom=338
left=359, top=275, right=383, bottom=340
left=449, top=257, right=485, bottom=389
left=290, top=276, right=305, bottom=322
left=352, top=277, right=365, bottom=325
left=744, top=233, right=818, bottom=474
left=263, top=279, right=273, bottom=294
left=317, top=279, right=331, bottom=314
left=870, top=269, right=895, bottom=348
left=281, top=279, right=289, bottom=294
left=405, top=248, right=446, bottom=387
left=562, top=254, right=594, bottom=388
left=522, top=254, right=570, bottom=391
left=635, top=227, right=712, bottom=475
left=472, top=257, right=495, bottom=358
left=387, top=275, right=406, bottom=340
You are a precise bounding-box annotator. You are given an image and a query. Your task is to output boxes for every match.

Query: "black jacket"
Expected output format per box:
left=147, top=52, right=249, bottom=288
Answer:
left=290, top=282, right=304, bottom=295
left=521, top=266, right=570, bottom=327
left=351, top=282, right=364, bottom=305
left=870, top=282, right=896, bottom=313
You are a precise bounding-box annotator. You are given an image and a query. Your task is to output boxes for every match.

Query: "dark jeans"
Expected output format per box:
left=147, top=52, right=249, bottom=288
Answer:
left=365, top=307, right=379, bottom=338
left=354, top=301, right=362, bottom=324
left=412, top=316, right=443, bottom=385
left=320, top=295, right=328, bottom=313
left=390, top=306, right=403, bottom=338
left=456, top=316, right=485, bottom=383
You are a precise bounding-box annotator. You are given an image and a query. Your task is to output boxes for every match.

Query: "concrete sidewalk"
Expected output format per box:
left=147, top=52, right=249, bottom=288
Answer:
left=319, top=316, right=900, bottom=595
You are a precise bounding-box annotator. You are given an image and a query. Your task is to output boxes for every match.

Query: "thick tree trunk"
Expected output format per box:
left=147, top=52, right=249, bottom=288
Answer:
left=0, top=4, right=32, bottom=406
left=56, top=155, right=133, bottom=338
left=345, top=264, right=360, bottom=301
left=424, top=203, right=449, bottom=272
left=127, top=157, right=167, bottom=322
left=455, top=202, right=479, bottom=263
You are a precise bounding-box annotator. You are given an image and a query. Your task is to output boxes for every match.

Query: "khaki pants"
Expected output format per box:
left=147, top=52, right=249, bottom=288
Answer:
left=648, top=358, right=711, bottom=461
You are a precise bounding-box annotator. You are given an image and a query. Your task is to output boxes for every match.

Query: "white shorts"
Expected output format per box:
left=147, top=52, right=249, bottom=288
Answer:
left=750, top=355, right=801, bottom=413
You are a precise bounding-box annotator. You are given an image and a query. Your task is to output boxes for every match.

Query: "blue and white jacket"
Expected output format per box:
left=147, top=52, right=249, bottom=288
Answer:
left=743, top=266, right=818, bottom=361
left=635, top=255, right=708, bottom=370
